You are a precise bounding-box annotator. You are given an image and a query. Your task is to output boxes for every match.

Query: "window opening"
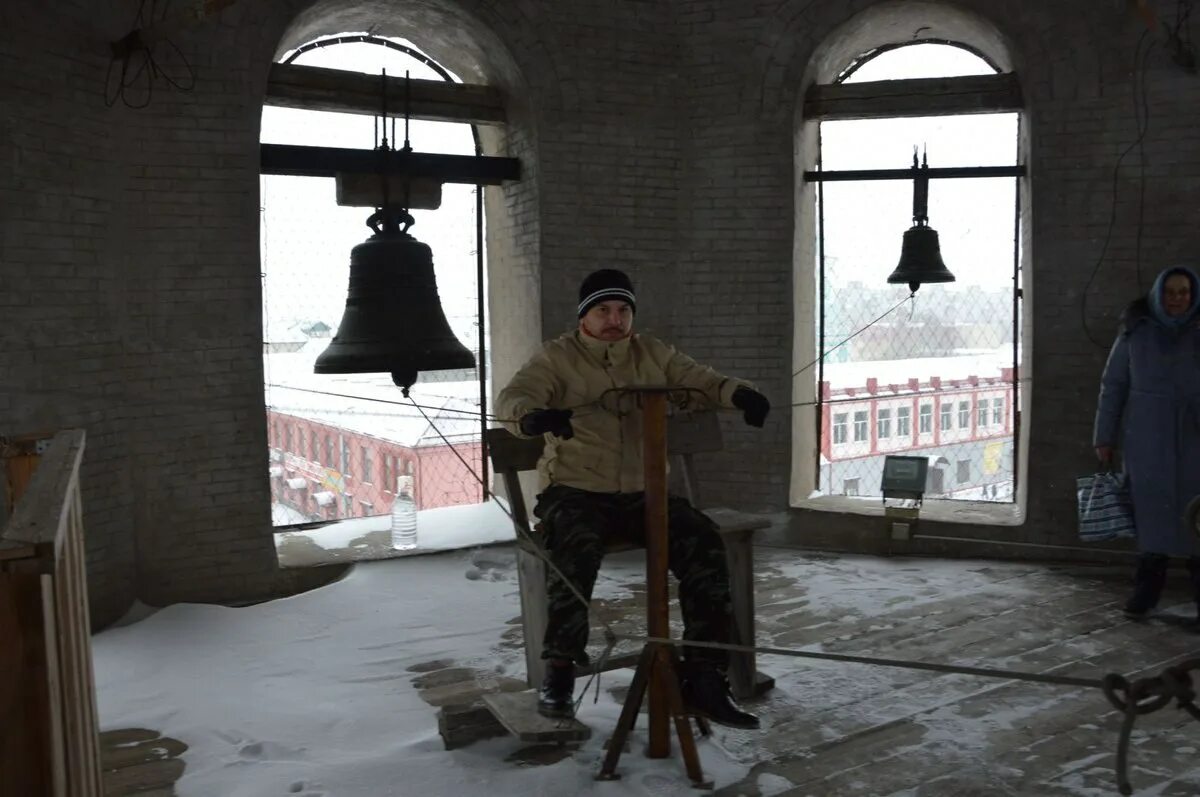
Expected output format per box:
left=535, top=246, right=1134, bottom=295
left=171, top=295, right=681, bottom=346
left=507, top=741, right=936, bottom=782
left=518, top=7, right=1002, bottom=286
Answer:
left=261, top=35, right=491, bottom=535
left=811, top=42, right=1023, bottom=505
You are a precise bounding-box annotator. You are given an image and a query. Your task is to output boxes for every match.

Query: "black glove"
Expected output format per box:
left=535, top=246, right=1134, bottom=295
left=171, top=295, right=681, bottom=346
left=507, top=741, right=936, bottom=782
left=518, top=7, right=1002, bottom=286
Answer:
left=519, top=408, right=575, bottom=439
left=731, top=386, right=770, bottom=428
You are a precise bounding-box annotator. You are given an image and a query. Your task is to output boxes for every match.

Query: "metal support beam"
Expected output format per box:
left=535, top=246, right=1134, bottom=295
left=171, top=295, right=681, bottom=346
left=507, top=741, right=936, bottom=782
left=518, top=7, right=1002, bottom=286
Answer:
left=260, top=144, right=520, bottom=184
left=804, top=165, right=1025, bottom=183
left=804, top=73, right=1023, bottom=121
left=265, top=63, right=506, bottom=127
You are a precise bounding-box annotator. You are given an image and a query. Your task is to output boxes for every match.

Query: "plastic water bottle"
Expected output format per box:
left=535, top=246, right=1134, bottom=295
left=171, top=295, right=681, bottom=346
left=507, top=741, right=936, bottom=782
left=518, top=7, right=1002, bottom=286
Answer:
left=391, top=475, right=418, bottom=551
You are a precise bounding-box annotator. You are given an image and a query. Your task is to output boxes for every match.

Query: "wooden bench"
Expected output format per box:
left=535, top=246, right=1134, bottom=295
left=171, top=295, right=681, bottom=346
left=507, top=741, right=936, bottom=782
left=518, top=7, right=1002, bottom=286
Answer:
left=486, top=410, right=773, bottom=701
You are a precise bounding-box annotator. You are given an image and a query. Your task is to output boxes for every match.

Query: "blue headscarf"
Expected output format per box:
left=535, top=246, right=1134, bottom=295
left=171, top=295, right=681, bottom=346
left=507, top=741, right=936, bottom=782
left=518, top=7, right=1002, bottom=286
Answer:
left=1148, top=265, right=1200, bottom=328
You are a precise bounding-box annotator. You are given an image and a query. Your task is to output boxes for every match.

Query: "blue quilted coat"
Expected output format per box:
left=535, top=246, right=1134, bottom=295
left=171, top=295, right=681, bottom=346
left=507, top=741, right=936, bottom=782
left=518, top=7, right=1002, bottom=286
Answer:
left=1094, top=266, right=1200, bottom=556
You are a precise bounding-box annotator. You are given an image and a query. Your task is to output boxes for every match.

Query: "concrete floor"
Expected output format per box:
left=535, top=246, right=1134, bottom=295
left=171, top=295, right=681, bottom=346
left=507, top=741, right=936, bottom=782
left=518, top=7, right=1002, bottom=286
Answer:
left=261, top=524, right=1200, bottom=796
left=475, top=544, right=1200, bottom=796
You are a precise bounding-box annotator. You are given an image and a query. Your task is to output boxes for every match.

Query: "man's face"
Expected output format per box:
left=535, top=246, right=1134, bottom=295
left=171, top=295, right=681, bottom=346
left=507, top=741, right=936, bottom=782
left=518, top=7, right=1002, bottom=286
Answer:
left=1164, top=273, right=1193, bottom=317
left=579, top=300, right=634, bottom=341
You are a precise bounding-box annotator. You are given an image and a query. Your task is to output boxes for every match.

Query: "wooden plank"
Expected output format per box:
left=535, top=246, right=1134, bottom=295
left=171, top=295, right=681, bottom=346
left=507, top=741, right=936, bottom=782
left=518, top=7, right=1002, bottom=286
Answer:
left=0, top=575, right=28, bottom=796
left=334, top=173, right=442, bottom=209
left=516, top=546, right=549, bottom=690
left=576, top=651, right=642, bottom=677
left=2, top=430, right=85, bottom=552
left=70, top=487, right=104, bottom=797
left=481, top=690, right=592, bottom=743
left=100, top=758, right=186, bottom=795
left=5, top=454, right=40, bottom=515
left=0, top=572, right=53, bottom=796
left=60, top=496, right=102, bottom=796
left=260, top=143, right=520, bottom=184
left=99, top=732, right=187, bottom=770
left=266, top=62, right=506, bottom=126
left=709, top=508, right=772, bottom=534
left=723, top=527, right=757, bottom=700
left=40, top=573, right=67, bottom=797
left=0, top=540, right=36, bottom=562
left=642, top=392, right=671, bottom=758
left=55, top=539, right=84, bottom=797
left=805, top=164, right=1024, bottom=182
left=485, top=428, right=543, bottom=474
left=804, top=72, right=1023, bottom=120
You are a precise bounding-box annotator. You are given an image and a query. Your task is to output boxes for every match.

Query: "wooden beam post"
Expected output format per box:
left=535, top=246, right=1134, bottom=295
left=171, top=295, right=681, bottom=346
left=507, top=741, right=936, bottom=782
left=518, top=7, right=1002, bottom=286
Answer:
left=266, top=63, right=506, bottom=127
left=260, top=144, right=520, bottom=184
left=334, top=174, right=443, bottom=209
left=642, top=391, right=671, bottom=759
left=804, top=73, right=1023, bottom=121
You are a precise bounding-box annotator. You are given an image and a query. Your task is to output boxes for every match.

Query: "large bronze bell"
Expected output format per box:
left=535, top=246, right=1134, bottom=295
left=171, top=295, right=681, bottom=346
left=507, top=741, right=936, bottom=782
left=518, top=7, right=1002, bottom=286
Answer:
left=887, top=223, right=956, bottom=293
left=315, top=209, right=475, bottom=391
left=886, top=150, right=956, bottom=293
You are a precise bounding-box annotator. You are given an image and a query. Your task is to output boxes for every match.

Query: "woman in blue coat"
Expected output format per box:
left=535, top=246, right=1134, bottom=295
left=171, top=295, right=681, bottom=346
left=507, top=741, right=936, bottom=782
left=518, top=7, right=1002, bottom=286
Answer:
left=1094, top=265, right=1200, bottom=617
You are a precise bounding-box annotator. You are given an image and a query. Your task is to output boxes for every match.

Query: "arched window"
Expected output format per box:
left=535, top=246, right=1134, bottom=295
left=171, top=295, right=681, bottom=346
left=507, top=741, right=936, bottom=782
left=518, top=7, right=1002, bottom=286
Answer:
left=793, top=34, right=1027, bottom=522
left=260, top=36, right=488, bottom=528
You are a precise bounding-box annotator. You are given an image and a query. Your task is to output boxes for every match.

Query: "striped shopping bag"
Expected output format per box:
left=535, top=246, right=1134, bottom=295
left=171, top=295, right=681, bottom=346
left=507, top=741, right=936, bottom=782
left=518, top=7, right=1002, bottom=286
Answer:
left=1076, top=471, right=1136, bottom=542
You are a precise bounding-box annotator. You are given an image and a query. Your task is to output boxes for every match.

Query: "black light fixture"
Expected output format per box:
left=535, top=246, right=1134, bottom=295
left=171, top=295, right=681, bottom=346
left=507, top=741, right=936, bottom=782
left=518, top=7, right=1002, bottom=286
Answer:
left=314, top=70, right=475, bottom=394
left=886, top=149, right=956, bottom=293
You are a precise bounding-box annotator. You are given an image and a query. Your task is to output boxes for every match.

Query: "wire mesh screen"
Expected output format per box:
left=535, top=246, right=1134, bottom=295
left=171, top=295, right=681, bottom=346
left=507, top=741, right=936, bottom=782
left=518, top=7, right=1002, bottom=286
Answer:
left=816, top=117, right=1020, bottom=503
left=260, top=40, right=487, bottom=528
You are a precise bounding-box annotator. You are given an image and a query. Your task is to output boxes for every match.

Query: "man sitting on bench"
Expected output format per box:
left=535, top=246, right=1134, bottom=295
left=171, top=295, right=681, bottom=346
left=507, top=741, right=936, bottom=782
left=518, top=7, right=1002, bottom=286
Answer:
left=496, top=268, right=770, bottom=729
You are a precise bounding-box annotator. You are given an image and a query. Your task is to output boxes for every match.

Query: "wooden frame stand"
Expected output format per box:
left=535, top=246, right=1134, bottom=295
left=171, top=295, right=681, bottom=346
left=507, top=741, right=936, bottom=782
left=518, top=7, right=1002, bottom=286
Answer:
left=595, top=642, right=712, bottom=788
left=594, top=389, right=711, bottom=786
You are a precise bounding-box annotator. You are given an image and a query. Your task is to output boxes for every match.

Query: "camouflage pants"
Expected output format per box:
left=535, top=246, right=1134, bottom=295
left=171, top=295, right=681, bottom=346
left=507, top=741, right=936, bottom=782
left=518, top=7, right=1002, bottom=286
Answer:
left=532, top=483, right=732, bottom=668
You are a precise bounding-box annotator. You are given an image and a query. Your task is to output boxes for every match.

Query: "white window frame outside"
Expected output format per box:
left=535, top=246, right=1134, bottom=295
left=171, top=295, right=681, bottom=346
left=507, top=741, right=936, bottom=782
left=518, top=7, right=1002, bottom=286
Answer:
left=853, top=410, right=869, bottom=442
left=833, top=412, right=848, bottom=444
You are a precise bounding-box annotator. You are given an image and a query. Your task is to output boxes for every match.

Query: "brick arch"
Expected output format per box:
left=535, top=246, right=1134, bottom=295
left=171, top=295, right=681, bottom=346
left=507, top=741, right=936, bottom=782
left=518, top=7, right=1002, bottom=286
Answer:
left=745, top=0, right=1107, bottom=122
left=255, top=0, right=550, bottom=411
left=776, top=0, right=1043, bottom=507
left=268, top=0, right=559, bottom=105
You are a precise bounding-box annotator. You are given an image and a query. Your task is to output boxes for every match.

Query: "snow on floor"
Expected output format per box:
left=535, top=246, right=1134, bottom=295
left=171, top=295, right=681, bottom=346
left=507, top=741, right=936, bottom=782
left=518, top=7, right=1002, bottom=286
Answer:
left=275, top=499, right=514, bottom=555
left=92, top=550, right=749, bottom=797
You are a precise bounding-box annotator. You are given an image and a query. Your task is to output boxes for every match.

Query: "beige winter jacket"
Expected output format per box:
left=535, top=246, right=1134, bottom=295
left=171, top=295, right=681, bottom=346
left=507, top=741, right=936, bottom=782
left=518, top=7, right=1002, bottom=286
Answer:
left=496, top=330, right=750, bottom=493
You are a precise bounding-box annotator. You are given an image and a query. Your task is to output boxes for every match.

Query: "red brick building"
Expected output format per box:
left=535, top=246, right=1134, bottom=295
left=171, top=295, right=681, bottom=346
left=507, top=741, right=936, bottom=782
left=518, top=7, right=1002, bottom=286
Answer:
left=818, top=353, right=1018, bottom=500
left=268, top=409, right=483, bottom=523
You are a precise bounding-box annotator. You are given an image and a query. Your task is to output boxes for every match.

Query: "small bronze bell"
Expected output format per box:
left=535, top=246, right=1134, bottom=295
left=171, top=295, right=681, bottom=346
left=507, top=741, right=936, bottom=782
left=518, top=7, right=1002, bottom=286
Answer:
left=886, top=151, right=956, bottom=293
left=315, top=208, right=475, bottom=391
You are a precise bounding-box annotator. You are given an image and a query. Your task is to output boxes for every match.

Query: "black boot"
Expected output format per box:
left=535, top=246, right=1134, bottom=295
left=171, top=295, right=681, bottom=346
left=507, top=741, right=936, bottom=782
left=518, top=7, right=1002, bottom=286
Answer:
left=537, top=659, right=575, bottom=719
left=679, top=663, right=760, bottom=730
left=1125, top=553, right=1169, bottom=617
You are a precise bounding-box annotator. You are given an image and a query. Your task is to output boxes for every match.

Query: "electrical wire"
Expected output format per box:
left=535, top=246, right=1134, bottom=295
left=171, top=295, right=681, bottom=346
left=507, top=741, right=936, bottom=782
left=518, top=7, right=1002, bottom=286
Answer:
left=105, top=0, right=197, bottom=109
left=1079, top=29, right=1155, bottom=349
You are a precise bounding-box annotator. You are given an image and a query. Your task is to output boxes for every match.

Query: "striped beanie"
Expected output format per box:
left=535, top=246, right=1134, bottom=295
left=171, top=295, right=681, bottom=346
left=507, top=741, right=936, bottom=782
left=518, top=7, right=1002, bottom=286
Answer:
left=577, top=269, right=636, bottom=317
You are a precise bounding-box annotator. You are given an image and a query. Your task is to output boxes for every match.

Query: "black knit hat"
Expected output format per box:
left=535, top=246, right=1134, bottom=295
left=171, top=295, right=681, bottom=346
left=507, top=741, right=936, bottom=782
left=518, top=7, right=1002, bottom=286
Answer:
left=577, top=269, right=636, bottom=317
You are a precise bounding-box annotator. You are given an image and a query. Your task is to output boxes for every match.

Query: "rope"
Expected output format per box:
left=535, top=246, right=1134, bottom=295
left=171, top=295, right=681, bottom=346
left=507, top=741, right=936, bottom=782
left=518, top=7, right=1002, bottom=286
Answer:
left=638, top=636, right=1107, bottom=690
left=402, top=397, right=1200, bottom=793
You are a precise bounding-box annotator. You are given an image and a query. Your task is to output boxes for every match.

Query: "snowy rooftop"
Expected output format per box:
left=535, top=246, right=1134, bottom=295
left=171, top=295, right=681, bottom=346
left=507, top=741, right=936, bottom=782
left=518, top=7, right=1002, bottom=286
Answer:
left=821, top=347, right=1017, bottom=390
left=265, top=341, right=484, bottom=447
